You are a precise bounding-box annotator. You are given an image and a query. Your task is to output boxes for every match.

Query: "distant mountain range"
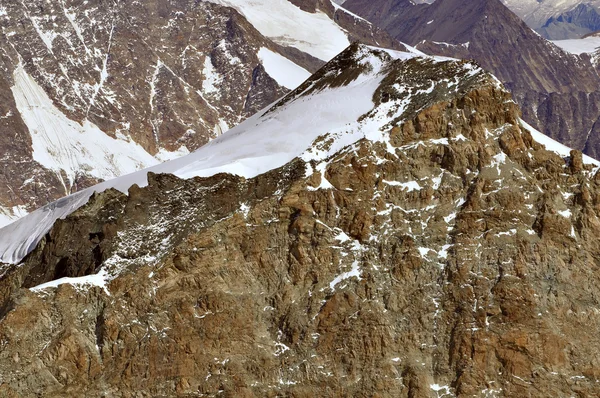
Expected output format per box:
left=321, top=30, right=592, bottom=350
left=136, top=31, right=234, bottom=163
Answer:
left=499, top=0, right=600, bottom=39
left=538, top=3, right=600, bottom=39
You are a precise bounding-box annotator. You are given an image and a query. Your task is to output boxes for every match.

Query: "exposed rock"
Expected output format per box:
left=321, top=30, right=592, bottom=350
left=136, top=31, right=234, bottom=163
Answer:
left=0, top=44, right=600, bottom=397
left=344, top=0, right=600, bottom=168
left=243, top=64, right=289, bottom=118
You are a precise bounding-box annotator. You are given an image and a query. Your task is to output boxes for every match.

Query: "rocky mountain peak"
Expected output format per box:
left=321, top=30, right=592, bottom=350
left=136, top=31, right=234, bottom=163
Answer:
left=344, top=0, right=600, bottom=164
left=0, top=43, right=496, bottom=266
left=2, top=42, right=600, bottom=396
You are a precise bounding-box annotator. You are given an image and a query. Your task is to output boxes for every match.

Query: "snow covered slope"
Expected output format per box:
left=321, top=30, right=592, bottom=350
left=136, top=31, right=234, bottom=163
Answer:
left=257, top=48, right=312, bottom=89
left=552, top=36, right=600, bottom=54
left=0, top=44, right=457, bottom=264
left=205, top=0, right=350, bottom=61
left=0, top=0, right=404, bottom=227
left=1, top=43, right=596, bottom=266
left=11, top=63, right=167, bottom=187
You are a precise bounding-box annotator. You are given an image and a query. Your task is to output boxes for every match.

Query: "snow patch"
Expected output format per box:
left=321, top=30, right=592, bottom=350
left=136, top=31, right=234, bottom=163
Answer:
left=206, top=0, right=350, bottom=61
left=438, top=244, right=452, bottom=259
left=30, top=268, right=110, bottom=295
left=331, top=1, right=370, bottom=23
left=308, top=162, right=335, bottom=191
left=418, top=247, right=431, bottom=257
left=258, top=47, right=311, bottom=90
left=384, top=180, right=422, bottom=192
left=557, top=209, right=572, bottom=218
left=334, top=230, right=352, bottom=243
left=491, top=152, right=507, bottom=175
left=201, top=57, right=222, bottom=96
left=155, top=146, right=191, bottom=162
left=520, top=119, right=599, bottom=166
left=29, top=15, right=59, bottom=51
left=11, top=63, right=161, bottom=187
left=552, top=37, right=600, bottom=55
left=330, top=260, right=361, bottom=289
left=430, top=384, right=451, bottom=397
left=239, top=203, right=251, bottom=218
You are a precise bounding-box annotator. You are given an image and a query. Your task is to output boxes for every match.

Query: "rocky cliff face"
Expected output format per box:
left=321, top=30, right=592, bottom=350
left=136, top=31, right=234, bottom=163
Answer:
left=0, top=0, right=402, bottom=226
left=1, top=44, right=600, bottom=397
left=344, top=0, right=600, bottom=165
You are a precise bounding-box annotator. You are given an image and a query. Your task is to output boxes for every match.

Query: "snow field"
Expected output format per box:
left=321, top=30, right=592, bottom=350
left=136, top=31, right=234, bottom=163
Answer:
left=206, top=0, right=350, bottom=61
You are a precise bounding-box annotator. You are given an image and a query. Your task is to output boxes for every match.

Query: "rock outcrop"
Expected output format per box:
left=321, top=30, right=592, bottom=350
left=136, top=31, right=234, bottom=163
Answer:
left=344, top=0, right=600, bottom=169
left=0, top=44, right=600, bottom=397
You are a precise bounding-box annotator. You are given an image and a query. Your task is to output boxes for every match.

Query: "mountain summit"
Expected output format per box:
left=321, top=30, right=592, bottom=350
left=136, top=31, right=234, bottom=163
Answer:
left=1, top=43, right=600, bottom=396
left=344, top=0, right=600, bottom=160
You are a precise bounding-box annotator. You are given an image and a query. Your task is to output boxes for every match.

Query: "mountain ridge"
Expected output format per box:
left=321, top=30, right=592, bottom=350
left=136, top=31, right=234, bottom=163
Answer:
left=0, top=0, right=402, bottom=227
left=0, top=43, right=469, bottom=265
left=343, top=0, right=600, bottom=161
left=538, top=3, right=600, bottom=40
left=1, top=43, right=600, bottom=396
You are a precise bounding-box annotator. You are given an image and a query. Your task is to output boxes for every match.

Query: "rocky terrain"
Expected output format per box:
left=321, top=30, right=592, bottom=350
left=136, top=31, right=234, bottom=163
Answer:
left=344, top=0, right=600, bottom=163
left=1, top=43, right=600, bottom=397
left=0, top=0, right=401, bottom=226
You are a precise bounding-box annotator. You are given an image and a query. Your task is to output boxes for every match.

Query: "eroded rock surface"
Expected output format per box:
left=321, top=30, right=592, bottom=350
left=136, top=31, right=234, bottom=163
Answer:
left=0, top=45, right=599, bottom=397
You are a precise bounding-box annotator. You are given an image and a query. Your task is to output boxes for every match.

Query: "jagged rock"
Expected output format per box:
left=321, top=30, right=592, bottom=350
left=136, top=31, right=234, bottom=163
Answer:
left=344, top=0, right=600, bottom=167
left=0, top=44, right=599, bottom=397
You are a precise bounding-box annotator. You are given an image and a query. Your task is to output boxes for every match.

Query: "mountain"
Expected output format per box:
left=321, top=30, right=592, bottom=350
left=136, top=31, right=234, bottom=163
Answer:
left=1, top=43, right=600, bottom=397
left=538, top=3, right=600, bottom=40
left=343, top=0, right=600, bottom=162
left=0, top=0, right=401, bottom=227
left=501, top=0, right=600, bottom=34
